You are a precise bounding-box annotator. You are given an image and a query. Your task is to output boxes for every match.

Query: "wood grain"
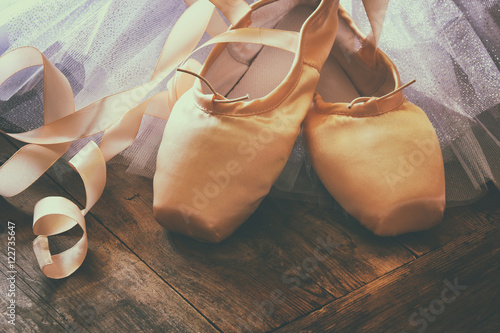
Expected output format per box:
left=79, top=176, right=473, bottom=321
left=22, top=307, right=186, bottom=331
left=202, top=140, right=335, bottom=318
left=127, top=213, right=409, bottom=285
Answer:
left=0, top=136, right=218, bottom=333
left=38, top=144, right=424, bottom=332
left=396, top=186, right=499, bottom=256
left=274, top=224, right=500, bottom=333
left=1, top=132, right=498, bottom=333
left=0, top=267, right=66, bottom=332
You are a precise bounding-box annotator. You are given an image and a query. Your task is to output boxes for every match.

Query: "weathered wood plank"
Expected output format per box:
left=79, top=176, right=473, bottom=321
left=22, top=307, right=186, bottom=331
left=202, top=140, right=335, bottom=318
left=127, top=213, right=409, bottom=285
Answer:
left=0, top=267, right=66, bottom=332
left=3, top=130, right=498, bottom=332
left=272, top=200, right=417, bottom=297
left=274, top=223, right=500, bottom=333
left=0, top=136, right=219, bottom=332
left=396, top=186, right=499, bottom=256
left=38, top=137, right=416, bottom=332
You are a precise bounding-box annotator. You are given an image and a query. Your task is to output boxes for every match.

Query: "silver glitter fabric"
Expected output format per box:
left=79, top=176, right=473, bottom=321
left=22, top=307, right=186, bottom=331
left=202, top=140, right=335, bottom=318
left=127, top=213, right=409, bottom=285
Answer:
left=0, top=0, right=498, bottom=207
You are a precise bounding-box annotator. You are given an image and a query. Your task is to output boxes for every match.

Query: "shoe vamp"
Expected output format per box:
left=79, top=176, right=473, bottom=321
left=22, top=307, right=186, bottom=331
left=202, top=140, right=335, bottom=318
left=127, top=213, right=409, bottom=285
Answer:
left=153, top=90, right=302, bottom=239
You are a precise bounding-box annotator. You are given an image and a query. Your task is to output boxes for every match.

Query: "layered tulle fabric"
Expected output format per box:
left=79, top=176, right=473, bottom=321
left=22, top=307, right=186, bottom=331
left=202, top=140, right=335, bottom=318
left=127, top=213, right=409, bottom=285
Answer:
left=277, top=0, right=500, bottom=207
left=1, top=0, right=499, bottom=208
left=1, top=0, right=249, bottom=278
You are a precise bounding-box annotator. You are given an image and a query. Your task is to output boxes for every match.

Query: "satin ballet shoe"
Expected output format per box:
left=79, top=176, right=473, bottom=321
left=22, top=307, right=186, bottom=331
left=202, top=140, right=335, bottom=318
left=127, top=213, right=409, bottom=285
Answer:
left=153, top=0, right=340, bottom=242
left=303, top=2, right=446, bottom=236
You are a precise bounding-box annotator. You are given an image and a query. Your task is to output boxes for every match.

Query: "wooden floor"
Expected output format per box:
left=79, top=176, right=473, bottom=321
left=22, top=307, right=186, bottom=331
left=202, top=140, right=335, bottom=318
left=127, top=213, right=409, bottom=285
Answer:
left=1, top=133, right=499, bottom=333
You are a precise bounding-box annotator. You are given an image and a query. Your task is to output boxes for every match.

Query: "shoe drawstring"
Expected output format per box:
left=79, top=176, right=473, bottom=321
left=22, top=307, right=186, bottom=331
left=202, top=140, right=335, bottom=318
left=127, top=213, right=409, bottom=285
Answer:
left=347, top=79, right=416, bottom=109
left=177, top=68, right=250, bottom=103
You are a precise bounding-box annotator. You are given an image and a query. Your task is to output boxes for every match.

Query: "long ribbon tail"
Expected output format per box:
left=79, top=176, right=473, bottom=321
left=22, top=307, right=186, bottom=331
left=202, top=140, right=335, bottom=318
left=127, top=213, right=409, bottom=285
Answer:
left=0, top=0, right=218, bottom=197
left=1, top=0, right=220, bottom=279
left=1, top=0, right=301, bottom=278
left=359, top=0, right=390, bottom=67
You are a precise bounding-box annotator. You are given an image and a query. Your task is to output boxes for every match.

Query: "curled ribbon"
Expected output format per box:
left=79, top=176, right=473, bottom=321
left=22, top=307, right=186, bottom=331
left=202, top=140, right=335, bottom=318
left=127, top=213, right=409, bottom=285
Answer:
left=0, top=0, right=300, bottom=278
left=0, top=0, right=226, bottom=279
left=32, top=141, right=105, bottom=278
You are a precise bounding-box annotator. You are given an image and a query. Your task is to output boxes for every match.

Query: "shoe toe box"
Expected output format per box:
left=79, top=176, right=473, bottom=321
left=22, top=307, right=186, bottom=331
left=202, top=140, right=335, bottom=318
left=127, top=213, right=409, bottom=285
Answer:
left=366, top=197, right=446, bottom=236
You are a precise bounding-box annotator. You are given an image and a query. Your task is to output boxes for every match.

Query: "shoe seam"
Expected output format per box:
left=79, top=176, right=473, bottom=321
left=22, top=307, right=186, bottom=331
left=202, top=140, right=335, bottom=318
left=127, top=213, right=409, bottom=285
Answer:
left=303, top=59, right=320, bottom=73
left=227, top=44, right=254, bottom=66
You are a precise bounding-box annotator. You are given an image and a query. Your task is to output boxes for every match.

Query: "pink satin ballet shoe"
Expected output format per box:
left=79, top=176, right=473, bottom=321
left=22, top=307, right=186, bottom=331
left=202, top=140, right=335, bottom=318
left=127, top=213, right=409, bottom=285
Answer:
left=153, top=0, right=340, bottom=242
left=303, top=1, right=446, bottom=236
left=4, top=0, right=343, bottom=277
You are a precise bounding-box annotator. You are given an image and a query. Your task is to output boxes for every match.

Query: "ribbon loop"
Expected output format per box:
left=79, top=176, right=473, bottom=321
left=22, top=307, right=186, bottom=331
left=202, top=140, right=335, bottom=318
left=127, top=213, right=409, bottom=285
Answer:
left=31, top=141, right=105, bottom=279
left=1, top=0, right=302, bottom=279
left=0, top=46, right=74, bottom=197
left=33, top=196, right=87, bottom=279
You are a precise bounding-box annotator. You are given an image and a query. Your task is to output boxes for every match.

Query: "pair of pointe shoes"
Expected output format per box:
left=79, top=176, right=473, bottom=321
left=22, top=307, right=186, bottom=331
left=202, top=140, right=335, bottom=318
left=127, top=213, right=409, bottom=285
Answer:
left=153, top=0, right=446, bottom=242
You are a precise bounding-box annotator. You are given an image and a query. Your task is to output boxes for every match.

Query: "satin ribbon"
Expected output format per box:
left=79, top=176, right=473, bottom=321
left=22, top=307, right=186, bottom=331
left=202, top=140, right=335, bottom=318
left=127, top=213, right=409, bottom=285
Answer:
left=358, top=0, right=390, bottom=67
left=340, top=0, right=390, bottom=68
left=0, top=0, right=299, bottom=278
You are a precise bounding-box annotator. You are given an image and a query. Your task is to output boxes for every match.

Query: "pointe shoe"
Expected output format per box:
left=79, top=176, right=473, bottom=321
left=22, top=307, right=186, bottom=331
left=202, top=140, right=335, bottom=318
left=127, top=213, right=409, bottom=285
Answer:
left=303, top=2, right=446, bottom=236
left=153, top=0, right=340, bottom=242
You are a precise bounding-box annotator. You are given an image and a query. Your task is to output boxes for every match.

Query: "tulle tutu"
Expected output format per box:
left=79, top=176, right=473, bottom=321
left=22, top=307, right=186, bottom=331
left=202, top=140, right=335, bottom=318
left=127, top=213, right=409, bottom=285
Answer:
left=1, top=0, right=498, bottom=207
